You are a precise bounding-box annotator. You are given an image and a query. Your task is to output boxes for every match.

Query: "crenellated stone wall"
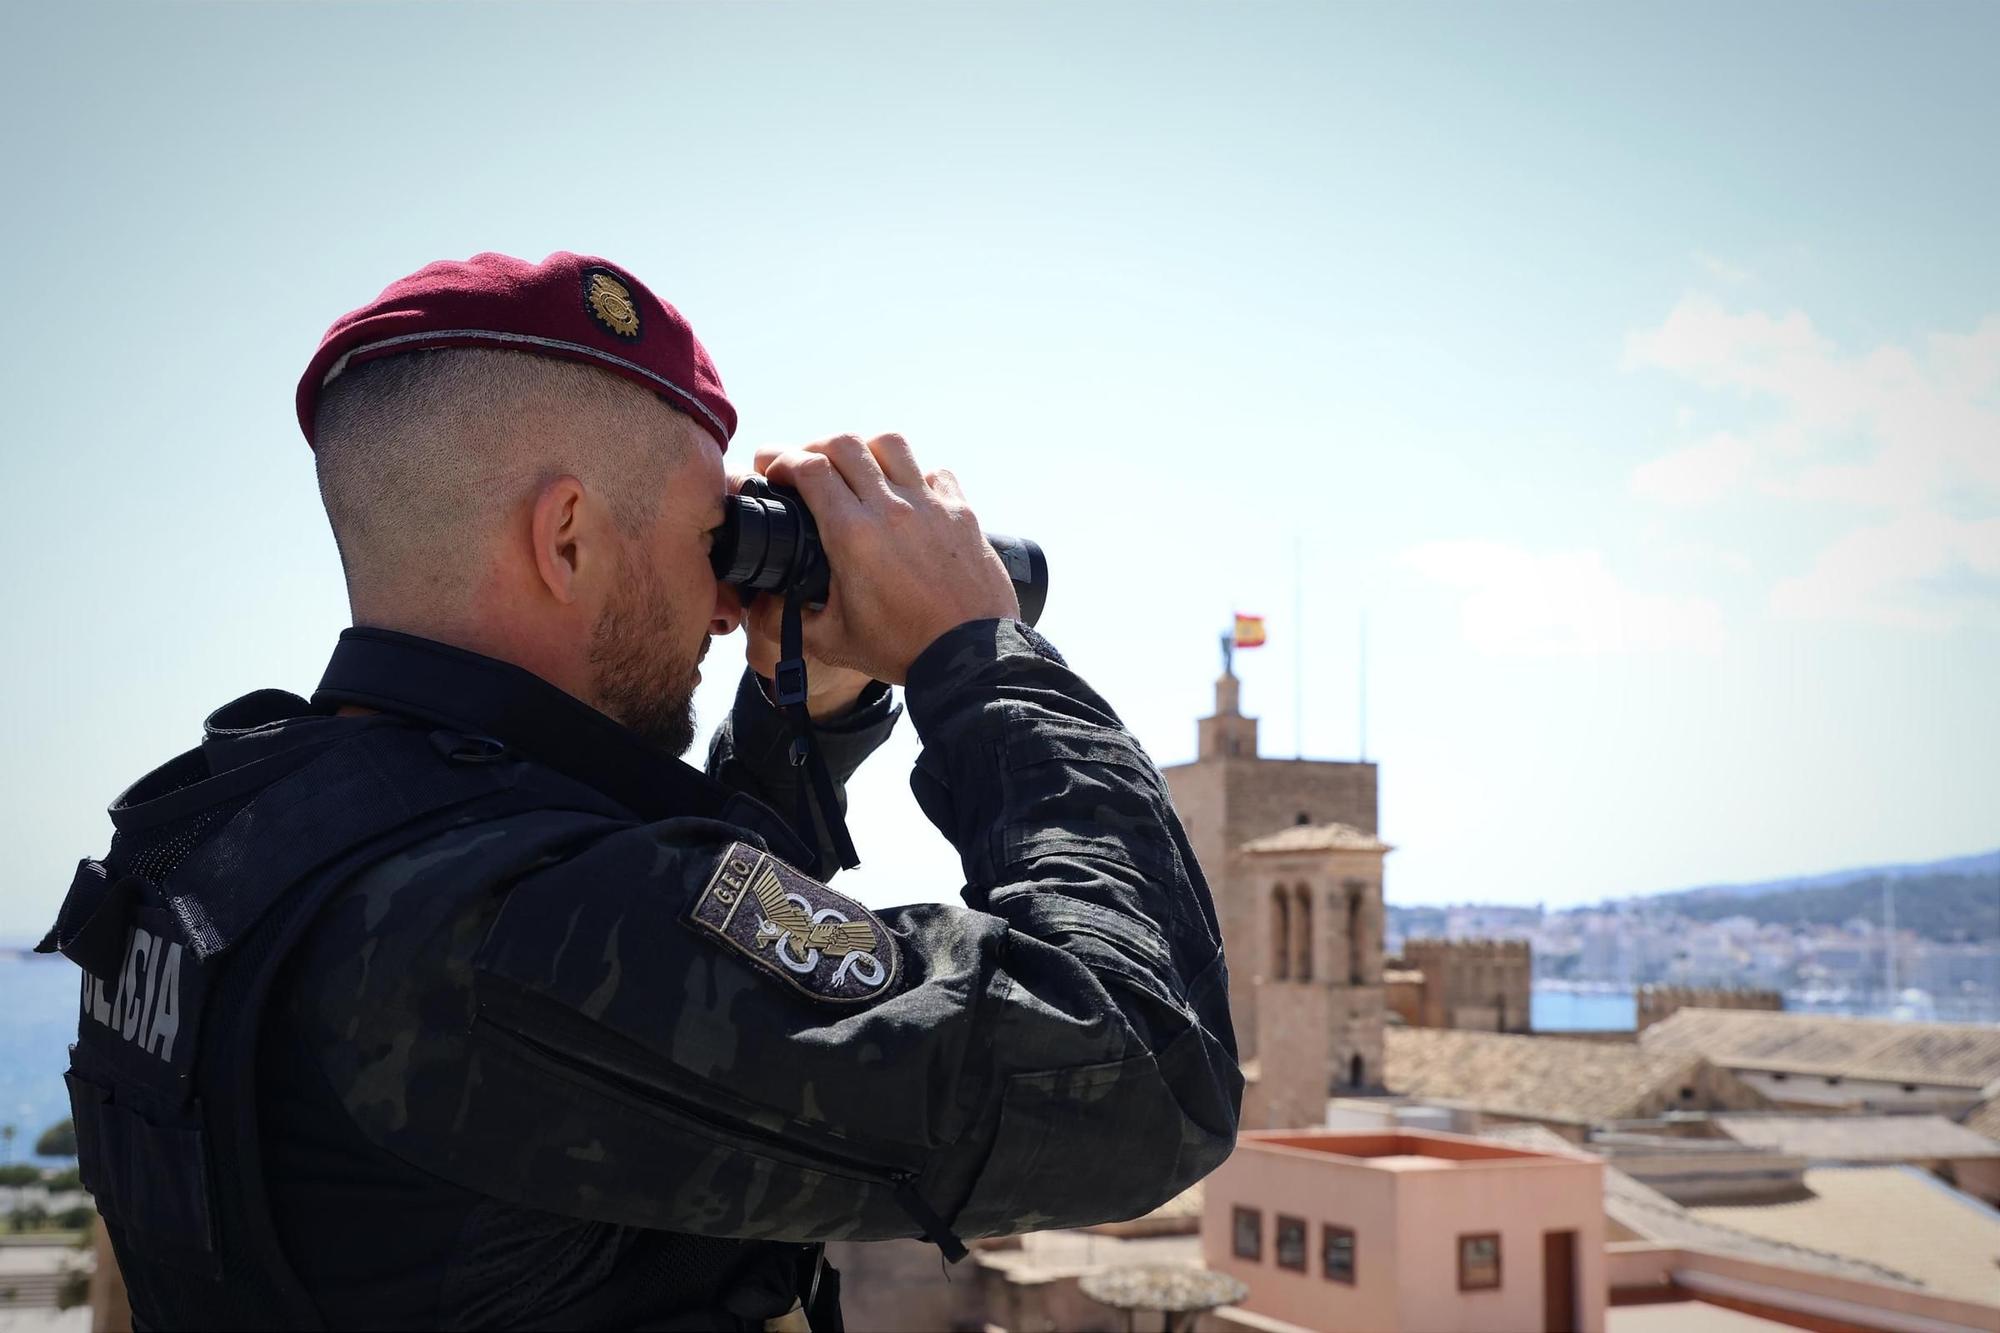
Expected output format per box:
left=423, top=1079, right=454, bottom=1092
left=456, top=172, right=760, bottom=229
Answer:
left=1394, top=938, right=1533, bottom=1033
left=1635, top=984, right=1782, bottom=1031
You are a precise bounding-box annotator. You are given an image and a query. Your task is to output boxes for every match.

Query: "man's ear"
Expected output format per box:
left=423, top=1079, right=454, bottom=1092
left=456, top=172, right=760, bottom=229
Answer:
left=529, top=475, right=589, bottom=604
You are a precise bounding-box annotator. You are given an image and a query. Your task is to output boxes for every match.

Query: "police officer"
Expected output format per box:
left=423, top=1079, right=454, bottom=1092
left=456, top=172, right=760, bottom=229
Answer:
left=44, top=252, right=1240, bottom=1331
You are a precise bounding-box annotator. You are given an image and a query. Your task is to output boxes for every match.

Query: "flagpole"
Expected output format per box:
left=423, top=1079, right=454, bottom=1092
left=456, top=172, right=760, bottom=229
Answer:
left=1358, top=610, right=1369, bottom=762
left=1293, top=534, right=1304, bottom=759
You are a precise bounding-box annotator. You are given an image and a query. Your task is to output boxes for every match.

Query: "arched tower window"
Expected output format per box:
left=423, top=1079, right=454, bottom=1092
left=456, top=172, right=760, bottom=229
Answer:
left=1271, top=887, right=1291, bottom=981
left=1294, top=885, right=1313, bottom=981
left=1347, top=884, right=1365, bottom=985
left=1350, top=1053, right=1366, bottom=1087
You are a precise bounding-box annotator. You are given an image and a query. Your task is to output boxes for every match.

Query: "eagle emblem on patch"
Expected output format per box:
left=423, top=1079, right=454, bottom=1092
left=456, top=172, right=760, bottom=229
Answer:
left=687, top=843, right=900, bottom=1004
left=583, top=268, right=642, bottom=340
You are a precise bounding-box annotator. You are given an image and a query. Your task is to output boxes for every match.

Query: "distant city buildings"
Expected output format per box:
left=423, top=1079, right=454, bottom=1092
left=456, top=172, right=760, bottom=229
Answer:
left=1395, top=897, right=2000, bottom=1025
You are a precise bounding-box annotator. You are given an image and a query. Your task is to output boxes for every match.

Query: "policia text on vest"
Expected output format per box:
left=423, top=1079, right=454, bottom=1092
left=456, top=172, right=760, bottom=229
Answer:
left=85, top=924, right=184, bottom=1062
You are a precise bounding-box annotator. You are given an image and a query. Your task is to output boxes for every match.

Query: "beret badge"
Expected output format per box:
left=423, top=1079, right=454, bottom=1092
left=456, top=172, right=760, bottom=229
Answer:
left=583, top=268, right=642, bottom=340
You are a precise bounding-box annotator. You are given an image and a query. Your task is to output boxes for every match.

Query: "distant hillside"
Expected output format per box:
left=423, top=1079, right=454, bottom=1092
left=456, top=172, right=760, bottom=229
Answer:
left=1653, top=857, right=2000, bottom=943
left=1663, top=849, right=2000, bottom=900
left=1388, top=850, right=2000, bottom=947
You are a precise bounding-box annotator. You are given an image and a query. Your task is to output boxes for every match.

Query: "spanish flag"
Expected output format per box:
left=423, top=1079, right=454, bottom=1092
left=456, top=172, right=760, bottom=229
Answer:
left=1233, top=614, right=1267, bottom=649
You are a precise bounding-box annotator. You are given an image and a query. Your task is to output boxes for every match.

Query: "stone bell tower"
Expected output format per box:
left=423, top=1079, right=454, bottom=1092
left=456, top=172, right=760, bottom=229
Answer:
left=1161, top=663, right=1387, bottom=1130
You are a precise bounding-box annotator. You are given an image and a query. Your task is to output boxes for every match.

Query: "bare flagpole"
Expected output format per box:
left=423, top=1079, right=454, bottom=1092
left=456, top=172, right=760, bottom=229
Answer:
left=1294, top=535, right=1304, bottom=759
left=1358, top=610, right=1369, bottom=761
left=1222, top=587, right=1234, bottom=679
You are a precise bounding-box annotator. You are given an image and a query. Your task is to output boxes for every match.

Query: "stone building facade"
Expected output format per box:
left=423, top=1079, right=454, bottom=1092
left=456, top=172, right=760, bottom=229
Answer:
left=1161, top=671, right=1386, bottom=1130
left=1388, top=938, right=1533, bottom=1033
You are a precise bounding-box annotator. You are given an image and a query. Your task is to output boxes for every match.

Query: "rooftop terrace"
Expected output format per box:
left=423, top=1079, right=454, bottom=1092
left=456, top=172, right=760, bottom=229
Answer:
left=1244, top=1127, right=1588, bottom=1168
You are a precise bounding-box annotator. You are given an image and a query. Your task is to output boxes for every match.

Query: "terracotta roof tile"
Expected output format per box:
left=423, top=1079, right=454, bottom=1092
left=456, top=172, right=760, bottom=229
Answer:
left=1641, top=1009, right=2000, bottom=1089
left=1714, top=1114, right=2000, bottom=1161
left=1605, top=1165, right=1920, bottom=1286
left=1385, top=1028, right=1754, bottom=1125
left=1689, top=1166, right=2000, bottom=1305
left=1475, top=1125, right=1916, bottom=1286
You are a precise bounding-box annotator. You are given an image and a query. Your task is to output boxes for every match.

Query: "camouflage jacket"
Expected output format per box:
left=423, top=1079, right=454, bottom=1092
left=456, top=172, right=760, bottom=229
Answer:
left=257, top=620, right=1239, bottom=1323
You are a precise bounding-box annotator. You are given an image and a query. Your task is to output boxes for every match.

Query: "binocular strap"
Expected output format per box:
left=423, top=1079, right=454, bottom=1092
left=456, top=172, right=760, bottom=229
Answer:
left=775, top=588, right=861, bottom=875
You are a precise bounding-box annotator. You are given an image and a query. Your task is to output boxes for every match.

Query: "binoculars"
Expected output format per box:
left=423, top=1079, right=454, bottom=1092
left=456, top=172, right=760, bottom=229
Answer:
left=710, top=476, right=1048, bottom=626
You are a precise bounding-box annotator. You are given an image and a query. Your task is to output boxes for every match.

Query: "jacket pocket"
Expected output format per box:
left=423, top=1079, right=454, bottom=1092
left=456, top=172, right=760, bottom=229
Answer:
left=950, top=1050, right=1187, bottom=1238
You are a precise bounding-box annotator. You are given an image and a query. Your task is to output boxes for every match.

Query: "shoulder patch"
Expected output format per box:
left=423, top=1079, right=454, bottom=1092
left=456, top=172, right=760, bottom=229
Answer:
left=686, top=843, right=900, bottom=1005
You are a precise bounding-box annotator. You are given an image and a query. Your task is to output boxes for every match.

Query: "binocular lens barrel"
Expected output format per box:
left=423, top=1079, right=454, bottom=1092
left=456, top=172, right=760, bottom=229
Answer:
left=711, top=481, right=1047, bottom=627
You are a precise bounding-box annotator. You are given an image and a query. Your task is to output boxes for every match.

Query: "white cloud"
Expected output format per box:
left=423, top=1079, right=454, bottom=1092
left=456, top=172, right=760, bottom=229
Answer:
left=1624, top=296, right=1835, bottom=401
left=1773, top=513, right=2000, bottom=629
left=1631, top=430, right=1758, bottom=504
left=1404, top=541, right=1726, bottom=656
left=1625, top=296, right=2000, bottom=627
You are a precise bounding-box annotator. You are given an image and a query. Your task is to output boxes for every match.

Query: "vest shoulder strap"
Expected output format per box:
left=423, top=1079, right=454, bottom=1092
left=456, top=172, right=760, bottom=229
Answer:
left=62, top=722, right=618, bottom=1331
left=169, top=726, right=539, bottom=959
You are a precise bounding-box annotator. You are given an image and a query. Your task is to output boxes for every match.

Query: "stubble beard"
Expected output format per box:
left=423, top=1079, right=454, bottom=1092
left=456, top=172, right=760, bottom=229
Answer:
left=588, top=549, right=701, bottom=757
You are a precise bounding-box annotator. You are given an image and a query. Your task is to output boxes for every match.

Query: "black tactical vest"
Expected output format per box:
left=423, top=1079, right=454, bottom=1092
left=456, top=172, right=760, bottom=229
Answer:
left=42, top=695, right=837, bottom=1331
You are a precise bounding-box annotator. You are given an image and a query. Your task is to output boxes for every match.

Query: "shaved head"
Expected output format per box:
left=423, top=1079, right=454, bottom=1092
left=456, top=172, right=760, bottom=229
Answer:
left=312, top=347, right=731, bottom=754
left=312, top=347, right=701, bottom=617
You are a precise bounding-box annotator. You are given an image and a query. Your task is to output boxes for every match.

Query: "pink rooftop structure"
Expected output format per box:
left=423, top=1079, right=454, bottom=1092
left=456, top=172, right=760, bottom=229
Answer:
left=1201, top=1128, right=1607, bottom=1333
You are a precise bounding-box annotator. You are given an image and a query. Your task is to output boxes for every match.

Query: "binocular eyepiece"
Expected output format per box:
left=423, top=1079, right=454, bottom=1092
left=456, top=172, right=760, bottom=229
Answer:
left=710, top=476, right=1048, bottom=626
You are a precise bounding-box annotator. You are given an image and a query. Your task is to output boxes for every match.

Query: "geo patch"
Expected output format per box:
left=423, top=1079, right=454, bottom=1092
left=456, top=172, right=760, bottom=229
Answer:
left=686, top=842, right=900, bottom=1005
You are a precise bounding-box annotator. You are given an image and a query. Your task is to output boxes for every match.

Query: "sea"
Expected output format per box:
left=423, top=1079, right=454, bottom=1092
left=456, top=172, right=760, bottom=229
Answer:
left=1528, top=987, right=1636, bottom=1032
left=2, top=951, right=84, bottom=1165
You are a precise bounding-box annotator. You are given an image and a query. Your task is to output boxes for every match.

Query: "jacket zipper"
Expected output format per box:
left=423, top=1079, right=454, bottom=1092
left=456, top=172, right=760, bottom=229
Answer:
left=485, top=1014, right=905, bottom=1181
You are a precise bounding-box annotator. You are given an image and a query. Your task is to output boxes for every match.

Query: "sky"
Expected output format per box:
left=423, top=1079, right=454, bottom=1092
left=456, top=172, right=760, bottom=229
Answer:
left=1, top=1, right=1995, bottom=935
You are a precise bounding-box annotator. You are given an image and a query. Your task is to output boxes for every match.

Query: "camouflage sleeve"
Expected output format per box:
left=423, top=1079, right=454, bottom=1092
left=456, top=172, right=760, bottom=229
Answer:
left=705, top=667, right=900, bottom=874
left=893, top=618, right=1243, bottom=1223
left=316, top=622, right=1239, bottom=1247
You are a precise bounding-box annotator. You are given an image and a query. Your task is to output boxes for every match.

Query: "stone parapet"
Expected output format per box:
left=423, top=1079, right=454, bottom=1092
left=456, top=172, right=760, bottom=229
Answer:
left=1395, top=938, right=1532, bottom=1033
left=1635, top=985, right=1783, bottom=1032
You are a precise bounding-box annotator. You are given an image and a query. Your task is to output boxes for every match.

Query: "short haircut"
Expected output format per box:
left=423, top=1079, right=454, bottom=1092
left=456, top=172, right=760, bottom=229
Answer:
left=312, top=348, right=701, bottom=607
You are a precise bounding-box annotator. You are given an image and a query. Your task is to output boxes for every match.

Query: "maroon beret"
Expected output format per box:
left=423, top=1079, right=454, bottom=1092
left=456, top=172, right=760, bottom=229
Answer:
left=296, top=251, right=734, bottom=451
